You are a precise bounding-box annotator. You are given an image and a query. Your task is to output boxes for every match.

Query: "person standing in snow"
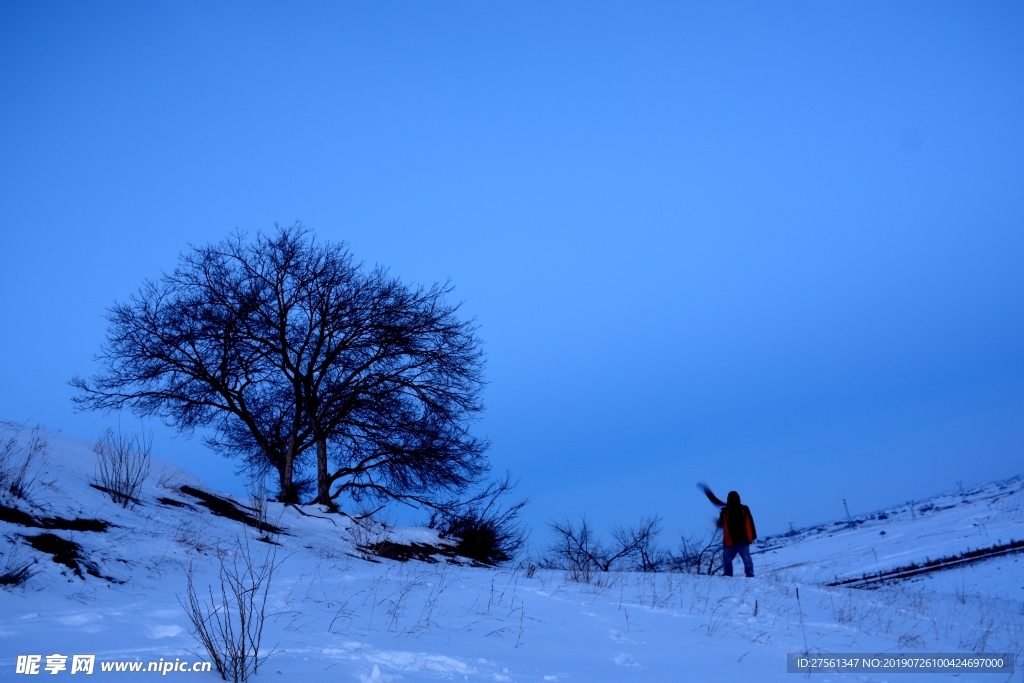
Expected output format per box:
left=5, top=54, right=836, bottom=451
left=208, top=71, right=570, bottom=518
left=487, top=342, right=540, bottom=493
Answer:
left=699, top=485, right=757, bottom=578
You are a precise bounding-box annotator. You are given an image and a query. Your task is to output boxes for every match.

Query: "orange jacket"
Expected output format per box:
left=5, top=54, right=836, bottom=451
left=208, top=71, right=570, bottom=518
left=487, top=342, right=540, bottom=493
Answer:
left=719, top=504, right=756, bottom=546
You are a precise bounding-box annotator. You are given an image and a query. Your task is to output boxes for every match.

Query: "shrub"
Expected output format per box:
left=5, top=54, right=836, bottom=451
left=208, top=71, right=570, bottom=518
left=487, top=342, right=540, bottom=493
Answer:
left=0, top=423, right=47, bottom=500
left=0, top=545, right=35, bottom=587
left=179, top=537, right=278, bottom=682
left=437, top=507, right=524, bottom=565
left=93, top=427, right=151, bottom=508
left=429, top=477, right=526, bottom=565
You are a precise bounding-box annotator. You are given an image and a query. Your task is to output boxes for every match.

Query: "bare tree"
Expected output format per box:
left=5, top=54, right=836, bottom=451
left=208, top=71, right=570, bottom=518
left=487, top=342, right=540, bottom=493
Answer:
left=672, top=528, right=723, bottom=575
left=614, top=515, right=663, bottom=572
left=70, top=234, right=312, bottom=502
left=546, top=517, right=601, bottom=583
left=547, top=515, right=666, bottom=580
left=224, top=228, right=488, bottom=509
left=72, top=225, right=487, bottom=511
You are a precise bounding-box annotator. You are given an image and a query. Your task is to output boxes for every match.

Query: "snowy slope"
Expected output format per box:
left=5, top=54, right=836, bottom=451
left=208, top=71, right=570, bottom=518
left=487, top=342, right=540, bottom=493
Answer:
left=756, top=477, right=1024, bottom=591
left=1, top=424, right=1022, bottom=682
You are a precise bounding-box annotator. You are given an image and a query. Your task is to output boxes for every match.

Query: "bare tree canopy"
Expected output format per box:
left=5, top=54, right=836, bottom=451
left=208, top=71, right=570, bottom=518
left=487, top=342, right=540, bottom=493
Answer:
left=72, top=225, right=488, bottom=509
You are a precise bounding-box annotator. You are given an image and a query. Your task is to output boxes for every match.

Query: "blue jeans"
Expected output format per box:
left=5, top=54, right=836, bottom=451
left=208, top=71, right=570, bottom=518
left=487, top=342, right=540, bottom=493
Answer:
left=723, top=544, right=754, bottom=577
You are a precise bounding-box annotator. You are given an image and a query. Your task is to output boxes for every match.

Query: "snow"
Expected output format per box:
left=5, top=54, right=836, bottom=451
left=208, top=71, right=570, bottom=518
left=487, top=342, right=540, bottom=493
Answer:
left=756, top=477, right=1024, bottom=593
left=1, top=424, right=1022, bottom=681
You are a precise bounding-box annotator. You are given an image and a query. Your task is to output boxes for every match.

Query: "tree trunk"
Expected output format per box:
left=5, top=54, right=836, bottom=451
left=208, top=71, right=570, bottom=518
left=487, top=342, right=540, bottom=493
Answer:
left=277, top=437, right=299, bottom=504
left=314, top=437, right=335, bottom=509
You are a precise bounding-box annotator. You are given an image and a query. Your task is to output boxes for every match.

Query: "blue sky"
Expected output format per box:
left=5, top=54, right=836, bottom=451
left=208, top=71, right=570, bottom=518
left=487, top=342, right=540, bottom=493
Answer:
left=1, top=2, right=1022, bottom=546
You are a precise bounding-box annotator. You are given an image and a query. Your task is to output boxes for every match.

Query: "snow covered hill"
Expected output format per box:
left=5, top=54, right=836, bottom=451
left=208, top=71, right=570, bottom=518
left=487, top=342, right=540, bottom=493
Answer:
left=757, top=477, right=1024, bottom=594
left=1, top=424, right=1022, bottom=682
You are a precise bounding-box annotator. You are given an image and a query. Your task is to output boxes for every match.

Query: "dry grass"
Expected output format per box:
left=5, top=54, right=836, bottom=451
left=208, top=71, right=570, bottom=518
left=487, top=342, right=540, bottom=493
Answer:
left=0, top=422, right=47, bottom=500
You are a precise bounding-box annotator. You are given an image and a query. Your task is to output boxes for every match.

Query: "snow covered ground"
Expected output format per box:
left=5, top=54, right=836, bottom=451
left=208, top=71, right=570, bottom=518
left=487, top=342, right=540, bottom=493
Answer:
left=1, top=424, right=1022, bottom=681
left=756, top=477, right=1024, bottom=592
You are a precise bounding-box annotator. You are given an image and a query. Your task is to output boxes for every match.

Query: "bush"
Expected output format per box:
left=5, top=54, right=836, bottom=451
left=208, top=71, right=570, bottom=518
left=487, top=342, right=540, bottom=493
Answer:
left=437, top=508, right=522, bottom=565
left=93, top=427, right=151, bottom=508
left=430, top=477, right=526, bottom=565
left=179, top=536, right=278, bottom=683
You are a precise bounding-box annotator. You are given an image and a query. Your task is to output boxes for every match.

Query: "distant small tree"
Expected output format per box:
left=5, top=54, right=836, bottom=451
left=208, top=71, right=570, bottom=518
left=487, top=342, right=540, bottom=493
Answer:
left=546, top=515, right=664, bottom=580
left=546, top=517, right=601, bottom=583
left=72, top=225, right=488, bottom=510
left=671, top=528, right=722, bottom=575
left=615, top=515, right=663, bottom=572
